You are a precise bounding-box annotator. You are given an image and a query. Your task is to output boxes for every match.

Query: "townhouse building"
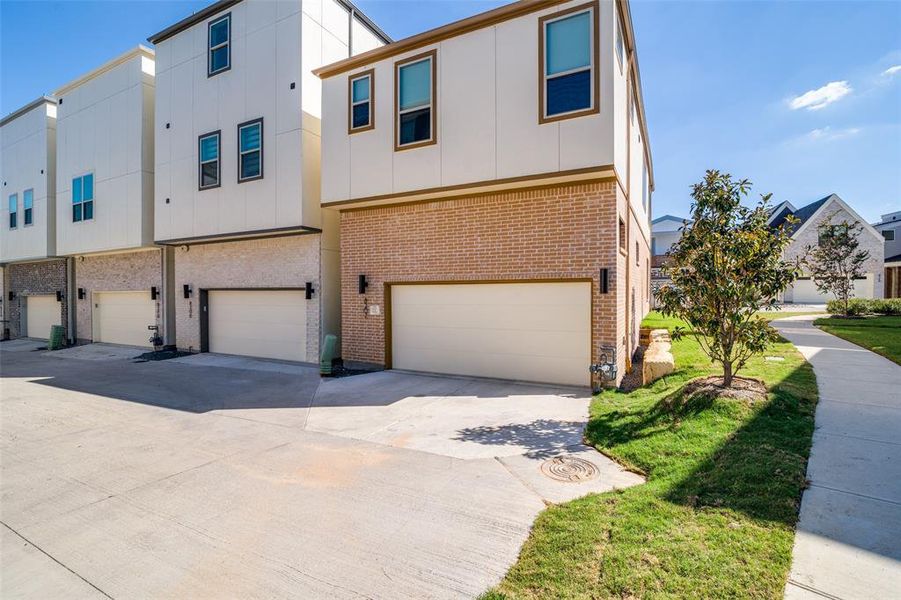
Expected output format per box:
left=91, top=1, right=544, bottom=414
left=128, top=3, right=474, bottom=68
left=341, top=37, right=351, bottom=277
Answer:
left=53, top=46, right=171, bottom=347
left=148, top=0, right=389, bottom=362
left=316, top=0, right=654, bottom=386
left=1, top=97, right=68, bottom=342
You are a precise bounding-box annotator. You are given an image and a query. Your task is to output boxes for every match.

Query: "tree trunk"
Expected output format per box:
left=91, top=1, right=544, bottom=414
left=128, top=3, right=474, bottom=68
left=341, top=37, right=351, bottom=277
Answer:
left=723, top=361, right=733, bottom=388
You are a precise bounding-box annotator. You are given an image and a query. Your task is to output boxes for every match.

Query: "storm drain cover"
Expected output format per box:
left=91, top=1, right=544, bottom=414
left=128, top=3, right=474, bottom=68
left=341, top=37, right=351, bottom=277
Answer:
left=540, top=455, right=600, bottom=483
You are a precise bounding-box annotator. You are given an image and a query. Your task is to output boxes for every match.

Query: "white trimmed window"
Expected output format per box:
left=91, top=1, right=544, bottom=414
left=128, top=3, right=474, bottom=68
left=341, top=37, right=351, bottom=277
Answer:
left=8, top=193, right=17, bottom=229
left=72, top=173, right=94, bottom=222
left=23, top=189, right=33, bottom=225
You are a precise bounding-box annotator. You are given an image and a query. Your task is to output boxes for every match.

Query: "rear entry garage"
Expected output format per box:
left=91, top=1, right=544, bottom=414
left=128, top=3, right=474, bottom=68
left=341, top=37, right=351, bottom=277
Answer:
left=389, top=281, right=591, bottom=387
left=93, top=291, right=156, bottom=347
left=204, top=290, right=306, bottom=362
left=25, top=295, right=61, bottom=340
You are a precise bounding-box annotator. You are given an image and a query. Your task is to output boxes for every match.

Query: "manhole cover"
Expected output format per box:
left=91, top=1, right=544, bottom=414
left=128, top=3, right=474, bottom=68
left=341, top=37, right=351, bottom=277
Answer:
left=540, top=455, right=600, bottom=483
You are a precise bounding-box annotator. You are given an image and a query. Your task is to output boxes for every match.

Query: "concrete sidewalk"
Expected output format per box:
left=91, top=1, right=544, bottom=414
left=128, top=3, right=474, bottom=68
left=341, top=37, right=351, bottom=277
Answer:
left=773, top=316, right=901, bottom=599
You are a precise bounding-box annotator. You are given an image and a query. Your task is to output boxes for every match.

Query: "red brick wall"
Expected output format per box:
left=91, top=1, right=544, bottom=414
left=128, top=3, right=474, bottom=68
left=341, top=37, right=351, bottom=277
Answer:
left=340, top=180, right=647, bottom=385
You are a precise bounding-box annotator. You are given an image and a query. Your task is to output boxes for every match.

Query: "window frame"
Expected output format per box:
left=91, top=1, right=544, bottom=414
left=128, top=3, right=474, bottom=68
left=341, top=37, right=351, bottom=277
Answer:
left=883, top=229, right=895, bottom=241
left=538, top=1, right=600, bottom=124
left=614, top=4, right=625, bottom=73
left=394, top=49, right=438, bottom=152
left=198, top=130, right=222, bottom=191
left=348, top=69, right=375, bottom=134
left=237, top=118, right=264, bottom=183
left=8, top=193, right=17, bottom=229
left=207, top=13, right=231, bottom=77
left=23, top=188, right=33, bottom=226
left=71, top=173, right=95, bottom=223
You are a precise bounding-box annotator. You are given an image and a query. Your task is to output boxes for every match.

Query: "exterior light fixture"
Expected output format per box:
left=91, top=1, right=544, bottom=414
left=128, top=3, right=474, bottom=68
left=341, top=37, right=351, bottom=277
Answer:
left=183, top=284, right=192, bottom=299
left=600, top=268, right=609, bottom=294
left=56, top=291, right=63, bottom=302
left=358, top=274, right=369, bottom=294
left=151, top=286, right=158, bottom=300
left=78, top=288, right=86, bottom=300
left=305, top=281, right=315, bottom=299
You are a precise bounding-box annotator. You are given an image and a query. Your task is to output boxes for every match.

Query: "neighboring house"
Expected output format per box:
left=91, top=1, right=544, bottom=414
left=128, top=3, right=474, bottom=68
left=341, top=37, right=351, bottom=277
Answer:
left=148, top=0, right=389, bottom=361
left=54, top=46, right=171, bottom=348
left=771, top=194, right=885, bottom=303
left=873, top=211, right=901, bottom=298
left=316, top=0, right=653, bottom=386
left=651, top=214, right=687, bottom=258
left=0, top=97, right=69, bottom=342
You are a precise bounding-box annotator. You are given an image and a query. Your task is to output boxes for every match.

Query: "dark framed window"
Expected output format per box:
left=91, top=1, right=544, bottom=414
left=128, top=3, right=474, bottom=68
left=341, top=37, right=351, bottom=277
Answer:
left=198, top=131, right=221, bottom=189
left=539, top=2, right=599, bottom=123
left=395, top=50, right=436, bottom=150
left=23, top=189, right=33, bottom=226
left=619, top=217, right=627, bottom=252
left=208, top=13, right=231, bottom=77
left=8, top=193, right=17, bottom=229
left=883, top=229, right=895, bottom=241
left=72, top=173, right=94, bottom=222
left=237, top=118, right=263, bottom=182
left=349, top=70, right=374, bottom=133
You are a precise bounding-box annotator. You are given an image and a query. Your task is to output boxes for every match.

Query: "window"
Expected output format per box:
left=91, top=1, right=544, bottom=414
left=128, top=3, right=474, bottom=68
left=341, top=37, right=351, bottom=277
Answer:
left=8, top=194, right=17, bottom=229
left=208, top=14, right=231, bottom=76
left=198, top=131, right=221, bottom=189
left=396, top=51, right=436, bottom=149
left=642, top=162, right=649, bottom=213
left=619, top=217, right=627, bottom=252
left=349, top=70, right=374, bottom=133
left=540, top=3, right=598, bottom=122
left=238, top=118, right=263, bottom=182
left=72, top=174, right=94, bottom=222
left=23, top=189, right=33, bottom=226
left=72, top=173, right=94, bottom=222
left=636, top=241, right=640, bottom=265
left=615, top=8, right=624, bottom=72
left=883, top=229, right=895, bottom=241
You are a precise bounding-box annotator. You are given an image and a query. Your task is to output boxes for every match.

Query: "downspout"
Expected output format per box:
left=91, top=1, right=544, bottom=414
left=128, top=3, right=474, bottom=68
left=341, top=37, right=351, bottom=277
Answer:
left=66, top=257, right=76, bottom=344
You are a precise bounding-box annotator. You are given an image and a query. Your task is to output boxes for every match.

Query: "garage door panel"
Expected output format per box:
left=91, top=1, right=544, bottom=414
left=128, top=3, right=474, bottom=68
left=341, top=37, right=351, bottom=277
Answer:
left=26, top=295, right=61, bottom=340
left=791, top=275, right=874, bottom=303
left=208, top=290, right=306, bottom=362
left=95, top=292, right=157, bottom=347
left=391, top=282, right=591, bottom=386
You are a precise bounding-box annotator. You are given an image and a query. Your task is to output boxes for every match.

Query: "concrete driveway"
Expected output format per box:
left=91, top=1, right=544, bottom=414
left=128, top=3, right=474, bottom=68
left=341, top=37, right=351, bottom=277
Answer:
left=0, top=341, right=641, bottom=599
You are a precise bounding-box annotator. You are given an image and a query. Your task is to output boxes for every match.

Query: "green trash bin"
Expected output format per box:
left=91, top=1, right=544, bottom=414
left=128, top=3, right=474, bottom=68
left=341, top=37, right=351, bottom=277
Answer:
left=48, top=325, right=65, bottom=351
left=320, top=334, right=338, bottom=376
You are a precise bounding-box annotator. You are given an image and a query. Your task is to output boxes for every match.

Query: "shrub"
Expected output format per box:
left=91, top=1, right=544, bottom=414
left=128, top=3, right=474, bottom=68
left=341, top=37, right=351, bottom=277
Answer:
left=827, top=298, right=901, bottom=316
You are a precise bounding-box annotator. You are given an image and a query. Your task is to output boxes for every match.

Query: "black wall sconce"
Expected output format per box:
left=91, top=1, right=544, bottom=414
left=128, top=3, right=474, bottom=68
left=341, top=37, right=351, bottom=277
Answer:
left=600, top=268, right=609, bottom=294
left=151, top=286, right=158, bottom=300
left=305, top=281, right=315, bottom=300
left=56, top=291, right=63, bottom=302
left=77, top=288, right=86, bottom=300
left=8, top=291, right=15, bottom=301
left=183, top=284, right=192, bottom=299
left=358, top=274, right=369, bottom=294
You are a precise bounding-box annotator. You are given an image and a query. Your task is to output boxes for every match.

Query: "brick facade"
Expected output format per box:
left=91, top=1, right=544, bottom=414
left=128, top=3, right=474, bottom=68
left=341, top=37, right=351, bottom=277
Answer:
left=73, top=249, right=163, bottom=344
left=173, top=235, right=322, bottom=362
left=4, top=259, right=69, bottom=340
left=340, top=180, right=651, bottom=385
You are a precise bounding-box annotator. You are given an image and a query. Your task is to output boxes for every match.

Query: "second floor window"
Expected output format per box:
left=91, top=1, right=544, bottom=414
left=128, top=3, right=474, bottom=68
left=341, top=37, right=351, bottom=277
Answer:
left=349, top=70, right=374, bottom=132
left=883, top=229, right=895, bottom=241
left=8, top=194, right=17, bottom=229
left=238, top=119, right=263, bottom=182
left=72, top=173, right=94, bottom=222
left=396, top=51, right=436, bottom=149
left=208, top=14, right=231, bottom=76
left=23, top=189, right=33, bottom=225
left=541, top=4, right=597, bottom=122
left=199, top=131, right=221, bottom=189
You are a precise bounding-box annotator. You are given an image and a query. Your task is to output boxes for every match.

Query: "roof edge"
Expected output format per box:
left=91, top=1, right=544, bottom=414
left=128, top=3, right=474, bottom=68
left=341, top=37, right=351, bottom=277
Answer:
left=54, top=46, right=155, bottom=97
left=0, top=96, right=57, bottom=128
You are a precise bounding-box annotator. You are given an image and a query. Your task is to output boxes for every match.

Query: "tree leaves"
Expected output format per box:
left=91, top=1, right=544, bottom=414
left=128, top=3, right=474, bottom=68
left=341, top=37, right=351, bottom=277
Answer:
left=803, top=213, right=870, bottom=316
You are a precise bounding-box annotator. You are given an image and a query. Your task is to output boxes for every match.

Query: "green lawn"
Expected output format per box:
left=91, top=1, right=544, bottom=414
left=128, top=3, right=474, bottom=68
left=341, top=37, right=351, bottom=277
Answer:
left=641, top=310, right=825, bottom=331
left=814, top=315, right=901, bottom=365
left=483, top=313, right=818, bottom=599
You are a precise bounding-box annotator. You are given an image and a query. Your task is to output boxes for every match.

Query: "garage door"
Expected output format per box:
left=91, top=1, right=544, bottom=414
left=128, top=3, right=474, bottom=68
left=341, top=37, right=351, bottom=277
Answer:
left=390, top=282, right=591, bottom=386
left=94, top=291, right=157, bottom=347
left=790, top=275, right=874, bottom=303
left=25, top=295, right=61, bottom=340
left=207, top=290, right=306, bottom=361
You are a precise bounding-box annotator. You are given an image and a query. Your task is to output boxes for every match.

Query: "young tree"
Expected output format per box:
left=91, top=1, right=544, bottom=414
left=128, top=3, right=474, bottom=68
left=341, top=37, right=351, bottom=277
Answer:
left=804, top=215, right=870, bottom=316
left=657, top=171, right=799, bottom=388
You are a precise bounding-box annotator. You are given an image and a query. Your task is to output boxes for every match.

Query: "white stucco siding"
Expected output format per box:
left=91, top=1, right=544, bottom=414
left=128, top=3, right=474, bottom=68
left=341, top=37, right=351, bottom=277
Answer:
left=321, top=0, right=619, bottom=203
left=55, top=51, right=154, bottom=256
left=1, top=102, right=56, bottom=262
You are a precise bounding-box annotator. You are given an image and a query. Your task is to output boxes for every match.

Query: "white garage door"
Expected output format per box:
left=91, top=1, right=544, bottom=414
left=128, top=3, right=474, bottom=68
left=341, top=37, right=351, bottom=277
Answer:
left=391, top=282, right=591, bottom=386
left=791, top=275, right=874, bottom=304
left=94, top=291, right=157, bottom=347
left=208, top=290, right=306, bottom=362
left=25, top=295, right=61, bottom=340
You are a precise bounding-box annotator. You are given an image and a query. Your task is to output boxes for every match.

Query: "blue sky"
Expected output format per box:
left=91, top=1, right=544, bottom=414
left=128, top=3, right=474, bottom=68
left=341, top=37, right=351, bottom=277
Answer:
left=2, top=0, right=899, bottom=222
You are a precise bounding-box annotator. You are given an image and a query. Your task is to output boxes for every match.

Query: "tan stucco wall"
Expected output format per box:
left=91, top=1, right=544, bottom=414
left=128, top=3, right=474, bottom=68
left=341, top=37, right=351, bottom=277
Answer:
left=784, top=201, right=885, bottom=300
left=173, top=235, right=322, bottom=362
left=73, top=249, right=163, bottom=343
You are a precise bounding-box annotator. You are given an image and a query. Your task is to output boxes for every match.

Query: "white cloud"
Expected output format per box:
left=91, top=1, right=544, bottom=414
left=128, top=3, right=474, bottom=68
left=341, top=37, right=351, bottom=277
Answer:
left=788, top=81, right=853, bottom=111
left=805, top=126, right=860, bottom=142
left=883, top=65, right=901, bottom=77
